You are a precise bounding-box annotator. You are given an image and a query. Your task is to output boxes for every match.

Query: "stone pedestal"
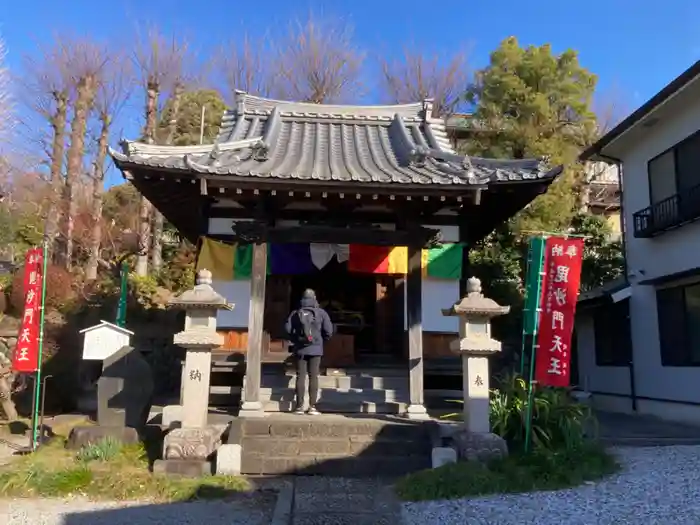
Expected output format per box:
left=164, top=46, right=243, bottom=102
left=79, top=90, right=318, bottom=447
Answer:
left=442, top=277, right=511, bottom=462
left=181, top=349, right=213, bottom=428
left=462, top=353, right=491, bottom=433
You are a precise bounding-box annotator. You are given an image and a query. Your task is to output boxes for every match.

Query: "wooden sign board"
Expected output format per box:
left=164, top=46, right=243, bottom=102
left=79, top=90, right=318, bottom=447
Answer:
left=79, top=321, right=134, bottom=361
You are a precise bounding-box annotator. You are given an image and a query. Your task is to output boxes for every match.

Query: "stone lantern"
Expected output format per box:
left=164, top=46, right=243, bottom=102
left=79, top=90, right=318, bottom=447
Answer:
left=442, top=277, right=509, bottom=434
left=155, top=269, right=233, bottom=475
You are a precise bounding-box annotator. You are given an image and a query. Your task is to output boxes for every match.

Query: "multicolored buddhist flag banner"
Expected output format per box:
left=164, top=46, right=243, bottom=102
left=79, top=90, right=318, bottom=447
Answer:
left=421, top=244, right=462, bottom=280
left=347, top=245, right=408, bottom=274
left=196, top=237, right=463, bottom=280
left=534, top=237, right=584, bottom=388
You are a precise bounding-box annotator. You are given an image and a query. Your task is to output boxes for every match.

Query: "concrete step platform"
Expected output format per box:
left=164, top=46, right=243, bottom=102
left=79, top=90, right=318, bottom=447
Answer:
left=233, top=414, right=433, bottom=477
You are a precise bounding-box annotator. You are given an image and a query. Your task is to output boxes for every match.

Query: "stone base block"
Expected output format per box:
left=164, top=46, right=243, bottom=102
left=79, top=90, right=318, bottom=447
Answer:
left=405, top=404, right=430, bottom=421
left=216, top=443, right=242, bottom=475
left=161, top=405, right=182, bottom=428
left=431, top=446, right=457, bottom=468
left=451, top=426, right=508, bottom=463
left=153, top=459, right=213, bottom=477
left=239, top=401, right=266, bottom=418
left=66, top=425, right=140, bottom=450
left=163, top=425, right=223, bottom=461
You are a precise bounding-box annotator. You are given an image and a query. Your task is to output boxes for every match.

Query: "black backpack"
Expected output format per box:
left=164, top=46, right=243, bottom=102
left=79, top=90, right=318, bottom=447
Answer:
left=293, top=307, right=319, bottom=347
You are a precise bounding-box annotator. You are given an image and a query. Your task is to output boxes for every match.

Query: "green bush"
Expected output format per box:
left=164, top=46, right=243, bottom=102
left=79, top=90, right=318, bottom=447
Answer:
left=75, top=437, right=123, bottom=463
left=395, top=442, right=618, bottom=501
left=490, top=372, right=595, bottom=451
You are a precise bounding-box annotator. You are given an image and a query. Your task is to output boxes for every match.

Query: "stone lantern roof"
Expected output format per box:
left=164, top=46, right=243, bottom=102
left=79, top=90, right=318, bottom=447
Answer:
left=442, top=277, right=510, bottom=318
left=169, top=269, right=233, bottom=310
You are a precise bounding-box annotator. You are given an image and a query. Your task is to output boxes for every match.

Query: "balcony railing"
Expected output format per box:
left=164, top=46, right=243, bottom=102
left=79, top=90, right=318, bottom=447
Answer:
left=633, top=182, right=700, bottom=237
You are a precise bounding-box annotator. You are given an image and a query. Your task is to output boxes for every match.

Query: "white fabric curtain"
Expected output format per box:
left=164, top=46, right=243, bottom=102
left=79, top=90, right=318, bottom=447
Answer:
left=309, top=243, right=350, bottom=269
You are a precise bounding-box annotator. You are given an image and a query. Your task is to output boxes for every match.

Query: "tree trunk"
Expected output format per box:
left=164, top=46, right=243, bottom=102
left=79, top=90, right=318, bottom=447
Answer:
left=45, top=91, right=68, bottom=263
left=85, top=114, right=110, bottom=281
left=151, top=82, right=184, bottom=274
left=63, top=75, right=96, bottom=270
left=136, top=81, right=159, bottom=277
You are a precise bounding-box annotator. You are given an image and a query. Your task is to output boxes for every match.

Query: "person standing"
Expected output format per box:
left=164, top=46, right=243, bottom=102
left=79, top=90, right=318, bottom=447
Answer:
left=285, top=289, right=333, bottom=415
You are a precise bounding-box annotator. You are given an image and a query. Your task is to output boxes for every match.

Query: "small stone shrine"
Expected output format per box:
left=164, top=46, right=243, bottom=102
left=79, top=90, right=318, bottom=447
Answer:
left=154, top=269, right=233, bottom=476
left=68, top=324, right=154, bottom=449
left=441, top=276, right=510, bottom=462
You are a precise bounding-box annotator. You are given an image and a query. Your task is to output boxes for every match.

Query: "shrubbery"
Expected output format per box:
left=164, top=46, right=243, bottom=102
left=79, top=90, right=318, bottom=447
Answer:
left=489, top=372, right=595, bottom=452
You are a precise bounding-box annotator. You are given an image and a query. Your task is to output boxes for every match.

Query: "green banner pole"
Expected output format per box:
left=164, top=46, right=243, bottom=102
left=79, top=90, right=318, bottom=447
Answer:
left=116, top=261, right=128, bottom=328
left=31, top=239, right=49, bottom=450
left=523, top=235, right=547, bottom=453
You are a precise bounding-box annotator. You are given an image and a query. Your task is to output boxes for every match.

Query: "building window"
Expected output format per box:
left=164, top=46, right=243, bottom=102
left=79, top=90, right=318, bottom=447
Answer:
left=593, top=300, right=632, bottom=366
left=648, top=131, right=700, bottom=204
left=657, top=282, right=700, bottom=366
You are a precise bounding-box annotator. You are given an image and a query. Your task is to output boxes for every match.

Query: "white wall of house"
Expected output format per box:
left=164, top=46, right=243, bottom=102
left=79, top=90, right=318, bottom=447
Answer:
left=575, top=312, right=634, bottom=414
left=605, top=82, right=700, bottom=423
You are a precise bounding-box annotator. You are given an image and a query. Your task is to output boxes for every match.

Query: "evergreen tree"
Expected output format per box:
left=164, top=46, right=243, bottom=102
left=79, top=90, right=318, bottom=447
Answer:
left=157, top=89, right=226, bottom=146
left=466, top=36, right=598, bottom=232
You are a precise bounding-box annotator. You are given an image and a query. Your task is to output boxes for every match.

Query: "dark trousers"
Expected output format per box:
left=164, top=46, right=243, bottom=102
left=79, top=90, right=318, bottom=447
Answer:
left=295, top=355, right=321, bottom=408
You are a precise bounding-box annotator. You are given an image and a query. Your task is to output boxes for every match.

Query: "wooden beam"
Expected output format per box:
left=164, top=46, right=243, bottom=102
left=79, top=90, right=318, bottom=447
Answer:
left=227, top=222, right=443, bottom=247
left=210, top=206, right=465, bottom=225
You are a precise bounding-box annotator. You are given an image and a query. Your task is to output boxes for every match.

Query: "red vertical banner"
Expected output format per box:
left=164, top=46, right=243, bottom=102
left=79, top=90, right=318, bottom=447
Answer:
left=534, top=236, right=584, bottom=387
left=12, top=248, right=43, bottom=373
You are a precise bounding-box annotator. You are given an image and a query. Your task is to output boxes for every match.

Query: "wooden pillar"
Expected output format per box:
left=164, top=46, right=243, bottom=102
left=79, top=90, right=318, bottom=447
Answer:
left=459, top=223, right=471, bottom=297
left=239, top=241, right=267, bottom=417
left=406, top=244, right=428, bottom=419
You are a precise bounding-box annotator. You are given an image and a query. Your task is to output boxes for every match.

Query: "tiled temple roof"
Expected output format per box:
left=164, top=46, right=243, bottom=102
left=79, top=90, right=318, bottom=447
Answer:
left=110, top=92, right=562, bottom=186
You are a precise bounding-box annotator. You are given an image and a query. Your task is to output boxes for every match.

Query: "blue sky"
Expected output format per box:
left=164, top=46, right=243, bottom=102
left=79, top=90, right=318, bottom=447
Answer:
left=2, top=0, right=700, bottom=185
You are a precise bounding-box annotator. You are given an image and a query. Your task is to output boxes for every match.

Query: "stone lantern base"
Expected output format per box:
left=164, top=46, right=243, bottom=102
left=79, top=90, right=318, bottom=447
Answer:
left=153, top=424, right=227, bottom=477
left=449, top=425, right=509, bottom=463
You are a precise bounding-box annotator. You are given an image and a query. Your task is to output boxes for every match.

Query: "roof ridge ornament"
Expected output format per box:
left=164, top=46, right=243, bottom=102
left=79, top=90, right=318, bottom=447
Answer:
left=422, top=98, right=435, bottom=121
left=409, top=145, right=430, bottom=167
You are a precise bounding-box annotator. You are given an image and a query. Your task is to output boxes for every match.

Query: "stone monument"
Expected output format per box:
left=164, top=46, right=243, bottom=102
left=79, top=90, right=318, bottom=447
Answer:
left=441, top=276, right=510, bottom=462
left=68, top=325, right=154, bottom=449
left=154, top=269, right=233, bottom=476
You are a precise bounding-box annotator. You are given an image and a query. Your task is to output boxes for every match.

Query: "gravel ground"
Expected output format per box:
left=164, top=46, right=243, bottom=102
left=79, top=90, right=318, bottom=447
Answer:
left=0, top=492, right=277, bottom=525
left=402, top=446, right=700, bottom=525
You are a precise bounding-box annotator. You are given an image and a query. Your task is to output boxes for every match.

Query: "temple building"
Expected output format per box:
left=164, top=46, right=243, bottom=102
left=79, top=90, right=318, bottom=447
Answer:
left=110, top=92, right=562, bottom=418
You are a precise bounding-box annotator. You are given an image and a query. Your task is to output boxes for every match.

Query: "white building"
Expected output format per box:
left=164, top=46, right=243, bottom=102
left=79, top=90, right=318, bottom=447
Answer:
left=577, top=60, right=700, bottom=424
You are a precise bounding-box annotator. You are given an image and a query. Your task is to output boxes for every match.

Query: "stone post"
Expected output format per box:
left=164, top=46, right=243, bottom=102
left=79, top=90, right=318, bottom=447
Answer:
left=442, top=277, right=510, bottom=461
left=155, top=269, right=233, bottom=474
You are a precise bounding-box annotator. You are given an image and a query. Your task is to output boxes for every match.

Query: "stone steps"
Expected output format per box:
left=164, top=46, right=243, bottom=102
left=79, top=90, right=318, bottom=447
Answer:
left=232, top=415, right=432, bottom=477
left=262, top=373, right=409, bottom=391
left=211, top=384, right=410, bottom=414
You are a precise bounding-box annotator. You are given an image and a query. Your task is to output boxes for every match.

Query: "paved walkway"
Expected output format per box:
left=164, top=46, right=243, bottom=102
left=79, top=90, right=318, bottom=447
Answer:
left=1, top=493, right=277, bottom=525
left=597, top=411, right=700, bottom=445
left=289, top=477, right=402, bottom=525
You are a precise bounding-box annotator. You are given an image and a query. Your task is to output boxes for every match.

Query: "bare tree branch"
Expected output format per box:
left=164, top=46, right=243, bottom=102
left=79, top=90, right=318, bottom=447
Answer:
left=272, top=15, right=365, bottom=104
left=593, top=82, right=631, bottom=136
left=215, top=34, right=272, bottom=101
left=132, top=25, right=194, bottom=277
left=379, top=47, right=469, bottom=117
left=0, top=34, right=15, bottom=143
left=60, top=37, right=109, bottom=269
left=85, top=52, right=133, bottom=281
